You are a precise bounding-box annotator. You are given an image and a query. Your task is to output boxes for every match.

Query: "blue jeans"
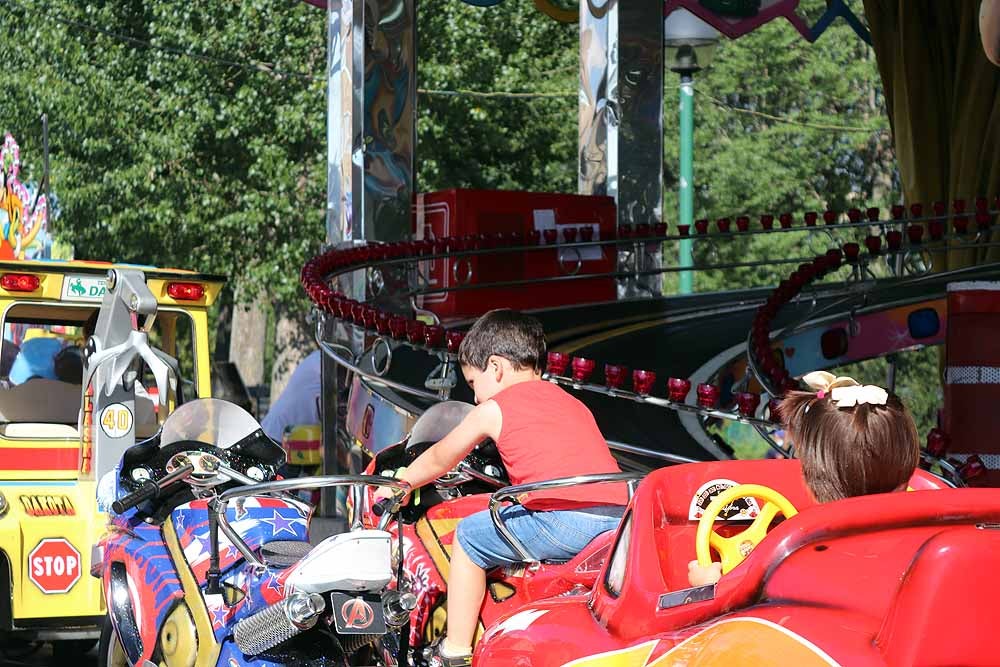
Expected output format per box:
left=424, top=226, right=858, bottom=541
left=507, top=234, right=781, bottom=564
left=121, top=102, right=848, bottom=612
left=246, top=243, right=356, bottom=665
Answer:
left=455, top=505, right=624, bottom=569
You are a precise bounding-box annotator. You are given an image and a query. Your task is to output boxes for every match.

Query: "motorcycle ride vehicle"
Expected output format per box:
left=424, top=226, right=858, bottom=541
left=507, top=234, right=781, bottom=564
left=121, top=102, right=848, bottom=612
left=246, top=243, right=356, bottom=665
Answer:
left=359, top=401, right=641, bottom=664
left=95, top=397, right=414, bottom=667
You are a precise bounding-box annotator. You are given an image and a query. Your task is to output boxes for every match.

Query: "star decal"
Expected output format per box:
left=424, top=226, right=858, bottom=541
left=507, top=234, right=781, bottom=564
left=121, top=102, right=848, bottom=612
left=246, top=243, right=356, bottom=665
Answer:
left=174, top=511, right=186, bottom=532
left=195, top=531, right=213, bottom=555
left=210, top=605, right=230, bottom=629
left=265, top=573, right=285, bottom=596
left=262, top=511, right=302, bottom=538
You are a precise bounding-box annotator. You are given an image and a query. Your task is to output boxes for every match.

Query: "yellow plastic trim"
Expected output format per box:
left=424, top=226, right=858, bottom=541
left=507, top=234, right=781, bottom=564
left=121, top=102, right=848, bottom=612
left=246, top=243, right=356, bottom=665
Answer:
left=162, top=518, right=220, bottom=666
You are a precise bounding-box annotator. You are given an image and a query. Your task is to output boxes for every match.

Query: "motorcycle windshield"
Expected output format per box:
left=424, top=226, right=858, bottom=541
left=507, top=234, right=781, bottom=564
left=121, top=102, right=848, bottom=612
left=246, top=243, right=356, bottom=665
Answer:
left=160, top=398, right=264, bottom=450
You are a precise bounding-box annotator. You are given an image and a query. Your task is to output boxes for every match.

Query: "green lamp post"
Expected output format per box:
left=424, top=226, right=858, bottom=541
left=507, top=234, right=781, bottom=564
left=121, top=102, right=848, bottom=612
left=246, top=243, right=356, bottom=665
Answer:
left=665, top=9, right=720, bottom=295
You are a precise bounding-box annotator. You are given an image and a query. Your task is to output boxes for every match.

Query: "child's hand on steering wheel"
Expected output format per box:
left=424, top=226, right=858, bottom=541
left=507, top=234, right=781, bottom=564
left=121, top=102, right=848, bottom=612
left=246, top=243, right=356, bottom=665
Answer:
left=687, top=559, right=723, bottom=587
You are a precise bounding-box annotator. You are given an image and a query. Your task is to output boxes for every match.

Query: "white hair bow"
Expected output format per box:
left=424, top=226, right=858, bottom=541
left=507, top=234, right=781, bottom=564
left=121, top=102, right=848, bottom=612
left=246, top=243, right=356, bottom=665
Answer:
left=801, top=370, right=888, bottom=408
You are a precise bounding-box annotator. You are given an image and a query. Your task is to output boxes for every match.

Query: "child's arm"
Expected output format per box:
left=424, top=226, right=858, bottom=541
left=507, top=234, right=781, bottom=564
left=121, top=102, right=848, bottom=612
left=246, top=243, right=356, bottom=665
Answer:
left=377, top=400, right=502, bottom=499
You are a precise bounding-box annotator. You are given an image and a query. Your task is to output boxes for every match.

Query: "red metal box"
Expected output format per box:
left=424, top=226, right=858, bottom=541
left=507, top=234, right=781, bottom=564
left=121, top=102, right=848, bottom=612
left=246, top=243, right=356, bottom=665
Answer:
left=413, top=189, right=617, bottom=320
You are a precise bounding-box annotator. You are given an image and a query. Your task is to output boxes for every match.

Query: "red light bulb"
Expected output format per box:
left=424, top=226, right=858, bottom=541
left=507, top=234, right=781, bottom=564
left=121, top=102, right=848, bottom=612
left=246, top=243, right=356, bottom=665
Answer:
left=632, top=369, right=657, bottom=396
left=667, top=377, right=692, bottom=402
left=696, top=383, right=720, bottom=408
left=446, top=331, right=465, bottom=353
left=571, top=357, right=596, bottom=383
left=604, top=364, right=628, bottom=390
left=424, top=325, right=445, bottom=349
left=546, top=352, right=570, bottom=376
left=736, top=392, right=761, bottom=416
left=405, top=320, right=425, bottom=345
left=925, top=428, right=949, bottom=458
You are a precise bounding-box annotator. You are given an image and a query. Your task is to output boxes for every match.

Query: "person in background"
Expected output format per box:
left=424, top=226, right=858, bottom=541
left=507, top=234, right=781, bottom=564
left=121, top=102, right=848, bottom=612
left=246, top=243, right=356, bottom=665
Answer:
left=260, top=349, right=322, bottom=443
left=54, top=345, right=84, bottom=384
left=8, top=333, right=64, bottom=384
left=982, top=0, right=1000, bottom=65
left=0, top=339, right=19, bottom=378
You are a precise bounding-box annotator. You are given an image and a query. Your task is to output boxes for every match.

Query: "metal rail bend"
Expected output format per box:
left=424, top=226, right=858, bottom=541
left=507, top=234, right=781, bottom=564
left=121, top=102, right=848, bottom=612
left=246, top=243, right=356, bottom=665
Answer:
left=316, top=336, right=443, bottom=402
left=488, top=472, right=644, bottom=562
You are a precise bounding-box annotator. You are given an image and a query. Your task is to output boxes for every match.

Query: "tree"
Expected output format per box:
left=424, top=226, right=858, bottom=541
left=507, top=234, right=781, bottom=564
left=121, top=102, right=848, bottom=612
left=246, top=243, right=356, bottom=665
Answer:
left=0, top=0, right=327, bottom=305
left=663, top=2, right=896, bottom=293
left=416, top=0, right=579, bottom=193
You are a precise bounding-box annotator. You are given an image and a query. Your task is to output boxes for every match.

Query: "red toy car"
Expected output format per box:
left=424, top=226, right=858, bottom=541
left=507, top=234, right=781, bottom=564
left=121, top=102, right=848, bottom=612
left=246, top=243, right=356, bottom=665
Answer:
left=474, top=459, right=999, bottom=666
left=364, top=412, right=998, bottom=667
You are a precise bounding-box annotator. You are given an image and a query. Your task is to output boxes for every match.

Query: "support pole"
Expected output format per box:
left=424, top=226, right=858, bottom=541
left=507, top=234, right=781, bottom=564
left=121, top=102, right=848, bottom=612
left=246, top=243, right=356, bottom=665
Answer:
left=42, top=114, right=49, bottom=237
left=678, top=72, right=695, bottom=295
left=579, top=1, right=664, bottom=297
left=321, top=0, right=416, bottom=518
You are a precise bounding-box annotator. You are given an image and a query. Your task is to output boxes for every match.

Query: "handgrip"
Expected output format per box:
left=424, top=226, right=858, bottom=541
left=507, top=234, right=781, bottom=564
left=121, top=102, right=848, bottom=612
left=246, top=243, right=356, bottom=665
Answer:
left=111, top=463, right=196, bottom=514
left=372, top=497, right=394, bottom=517
left=112, top=480, right=160, bottom=514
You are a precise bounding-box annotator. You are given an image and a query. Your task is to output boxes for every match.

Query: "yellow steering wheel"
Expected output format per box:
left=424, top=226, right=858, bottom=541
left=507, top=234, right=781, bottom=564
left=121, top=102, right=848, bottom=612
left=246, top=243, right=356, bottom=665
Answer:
left=696, top=484, right=798, bottom=574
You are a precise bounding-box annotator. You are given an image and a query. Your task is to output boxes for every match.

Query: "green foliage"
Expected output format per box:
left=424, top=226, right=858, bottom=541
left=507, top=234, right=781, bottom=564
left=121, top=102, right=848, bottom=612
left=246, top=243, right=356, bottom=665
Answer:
left=1, top=0, right=941, bottom=437
left=416, top=0, right=578, bottom=192
left=668, top=2, right=897, bottom=293
left=837, top=346, right=942, bottom=439
left=0, top=0, right=326, bottom=304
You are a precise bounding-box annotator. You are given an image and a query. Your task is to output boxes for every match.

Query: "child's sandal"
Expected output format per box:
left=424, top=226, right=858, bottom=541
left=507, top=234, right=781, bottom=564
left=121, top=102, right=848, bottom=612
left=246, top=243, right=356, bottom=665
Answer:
left=425, top=637, right=473, bottom=667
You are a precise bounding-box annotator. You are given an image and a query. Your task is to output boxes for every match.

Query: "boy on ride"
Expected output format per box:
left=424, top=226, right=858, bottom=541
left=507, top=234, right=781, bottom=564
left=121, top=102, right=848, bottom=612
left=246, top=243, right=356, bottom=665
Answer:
left=688, top=370, right=920, bottom=587
left=376, top=309, right=627, bottom=667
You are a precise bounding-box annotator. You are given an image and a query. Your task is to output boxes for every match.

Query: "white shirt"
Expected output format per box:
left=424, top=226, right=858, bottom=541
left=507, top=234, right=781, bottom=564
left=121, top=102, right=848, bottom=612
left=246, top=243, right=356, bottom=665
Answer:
left=261, top=350, right=323, bottom=441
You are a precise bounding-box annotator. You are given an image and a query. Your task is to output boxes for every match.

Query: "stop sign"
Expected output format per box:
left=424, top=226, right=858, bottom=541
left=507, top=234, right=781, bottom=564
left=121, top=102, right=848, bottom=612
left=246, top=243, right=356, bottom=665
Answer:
left=27, top=538, right=81, bottom=594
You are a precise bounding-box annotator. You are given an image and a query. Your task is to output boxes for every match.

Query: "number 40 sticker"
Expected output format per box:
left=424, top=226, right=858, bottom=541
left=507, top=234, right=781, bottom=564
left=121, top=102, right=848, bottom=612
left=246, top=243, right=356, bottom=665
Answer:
left=99, top=403, right=134, bottom=438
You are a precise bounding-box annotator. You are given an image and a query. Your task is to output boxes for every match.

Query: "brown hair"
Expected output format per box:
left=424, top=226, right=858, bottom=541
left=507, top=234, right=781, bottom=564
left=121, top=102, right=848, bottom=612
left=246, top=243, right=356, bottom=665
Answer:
left=778, top=389, right=920, bottom=503
left=457, top=309, right=546, bottom=372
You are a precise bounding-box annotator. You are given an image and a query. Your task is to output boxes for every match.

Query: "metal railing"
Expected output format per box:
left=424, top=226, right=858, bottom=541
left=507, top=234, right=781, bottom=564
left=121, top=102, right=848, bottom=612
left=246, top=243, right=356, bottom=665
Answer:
left=487, top=472, right=644, bottom=562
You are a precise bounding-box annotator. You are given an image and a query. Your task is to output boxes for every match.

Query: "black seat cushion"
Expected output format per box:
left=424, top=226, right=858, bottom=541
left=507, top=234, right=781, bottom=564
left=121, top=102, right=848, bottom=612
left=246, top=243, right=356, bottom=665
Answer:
left=261, top=540, right=313, bottom=569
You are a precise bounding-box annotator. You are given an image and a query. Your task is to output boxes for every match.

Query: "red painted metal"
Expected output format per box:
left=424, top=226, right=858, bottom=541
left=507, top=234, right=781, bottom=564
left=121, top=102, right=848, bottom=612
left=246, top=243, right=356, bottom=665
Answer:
left=0, top=446, right=78, bottom=470
left=413, top=190, right=617, bottom=319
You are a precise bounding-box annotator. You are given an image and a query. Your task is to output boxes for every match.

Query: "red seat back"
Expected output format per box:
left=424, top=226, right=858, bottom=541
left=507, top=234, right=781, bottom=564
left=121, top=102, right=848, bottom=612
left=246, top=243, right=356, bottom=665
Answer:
left=877, top=525, right=1000, bottom=666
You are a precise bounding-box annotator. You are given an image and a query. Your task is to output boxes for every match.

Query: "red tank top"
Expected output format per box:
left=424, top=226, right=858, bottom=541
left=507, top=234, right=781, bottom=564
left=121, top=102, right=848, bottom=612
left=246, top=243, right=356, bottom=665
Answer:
left=491, top=381, right=627, bottom=510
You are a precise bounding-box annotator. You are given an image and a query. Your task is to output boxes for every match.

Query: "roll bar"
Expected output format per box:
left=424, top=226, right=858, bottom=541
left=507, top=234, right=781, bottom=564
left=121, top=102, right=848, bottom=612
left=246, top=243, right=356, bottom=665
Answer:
left=488, top=472, right=644, bottom=562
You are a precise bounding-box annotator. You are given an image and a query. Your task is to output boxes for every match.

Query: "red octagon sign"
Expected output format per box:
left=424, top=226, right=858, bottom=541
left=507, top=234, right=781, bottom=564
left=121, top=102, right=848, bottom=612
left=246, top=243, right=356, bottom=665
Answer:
left=27, top=538, right=81, bottom=594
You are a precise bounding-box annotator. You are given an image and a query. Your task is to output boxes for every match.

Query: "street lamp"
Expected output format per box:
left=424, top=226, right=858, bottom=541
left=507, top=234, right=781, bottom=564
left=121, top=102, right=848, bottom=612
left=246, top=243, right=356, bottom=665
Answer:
left=665, top=9, right=720, bottom=295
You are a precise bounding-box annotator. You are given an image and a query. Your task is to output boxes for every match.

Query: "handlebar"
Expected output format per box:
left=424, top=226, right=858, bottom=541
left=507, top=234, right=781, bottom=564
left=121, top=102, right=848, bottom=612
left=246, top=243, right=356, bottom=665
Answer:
left=112, top=463, right=196, bottom=514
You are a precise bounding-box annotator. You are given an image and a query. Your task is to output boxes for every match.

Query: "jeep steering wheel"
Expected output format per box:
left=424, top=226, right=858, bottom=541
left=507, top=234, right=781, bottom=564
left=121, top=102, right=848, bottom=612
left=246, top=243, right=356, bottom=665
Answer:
left=695, top=484, right=798, bottom=574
